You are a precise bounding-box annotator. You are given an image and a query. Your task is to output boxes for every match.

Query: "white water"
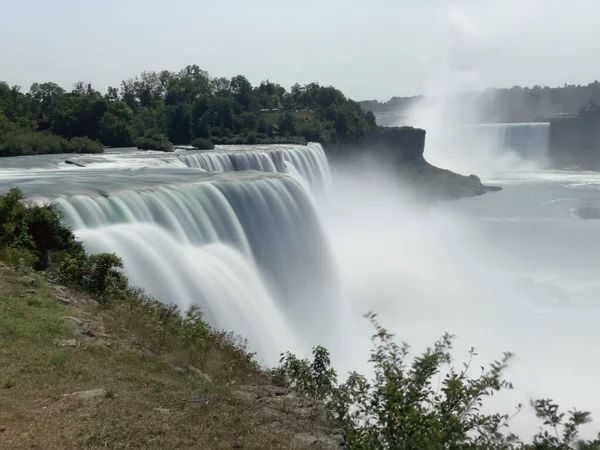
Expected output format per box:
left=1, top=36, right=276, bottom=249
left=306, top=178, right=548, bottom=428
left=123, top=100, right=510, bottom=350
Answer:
left=177, top=143, right=332, bottom=194
left=77, top=224, right=303, bottom=360
left=41, top=171, right=337, bottom=364
left=2, top=138, right=600, bottom=440
left=53, top=143, right=332, bottom=194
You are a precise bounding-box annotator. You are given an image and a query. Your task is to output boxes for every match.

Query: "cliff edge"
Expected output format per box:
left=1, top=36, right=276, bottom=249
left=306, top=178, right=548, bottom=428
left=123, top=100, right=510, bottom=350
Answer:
left=327, top=126, right=502, bottom=200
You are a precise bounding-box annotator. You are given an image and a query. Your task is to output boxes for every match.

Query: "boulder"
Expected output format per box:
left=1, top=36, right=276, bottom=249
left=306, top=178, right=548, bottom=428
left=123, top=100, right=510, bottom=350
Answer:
left=575, top=205, right=600, bottom=219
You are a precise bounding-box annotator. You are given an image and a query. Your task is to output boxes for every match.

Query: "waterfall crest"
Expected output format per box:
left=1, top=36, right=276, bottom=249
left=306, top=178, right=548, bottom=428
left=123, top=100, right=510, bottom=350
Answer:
left=177, top=143, right=331, bottom=192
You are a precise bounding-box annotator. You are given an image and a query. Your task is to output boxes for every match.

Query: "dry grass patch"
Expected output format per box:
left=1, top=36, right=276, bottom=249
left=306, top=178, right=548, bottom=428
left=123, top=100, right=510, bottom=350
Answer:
left=0, top=264, right=341, bottom=450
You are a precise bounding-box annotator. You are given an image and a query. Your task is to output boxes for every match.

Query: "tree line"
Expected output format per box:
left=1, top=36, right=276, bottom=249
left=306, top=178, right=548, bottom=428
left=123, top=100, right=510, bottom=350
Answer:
left=0, top=65, right=377, bottom=156
left=360, top=81, right=600, bottom=123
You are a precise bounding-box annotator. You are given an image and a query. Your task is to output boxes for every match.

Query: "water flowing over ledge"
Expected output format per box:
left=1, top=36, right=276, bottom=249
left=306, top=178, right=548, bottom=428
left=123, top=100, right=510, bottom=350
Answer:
left=176, top=143, right=331, bottom=192
left=2, top=165, right=337, bottom=362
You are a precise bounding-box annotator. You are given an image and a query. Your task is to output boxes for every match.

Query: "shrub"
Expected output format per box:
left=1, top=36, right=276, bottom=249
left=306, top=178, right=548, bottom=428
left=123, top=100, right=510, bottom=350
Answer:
left=0, top=129, right=67, bottom=156
left=135, top=131, right=174, bottom=152
left=0, top=188, right=127, bottom=299
left=0, top=188, right=81, bottom=268
left=65, top=136, right=104, bottom=154
left=190, top=138, right=215, bottom=150
left=0, top=130, right=104, bottom=156
left=181, top=304, right=210, bottom=349
left=57, top=252, right=128, bottom=300
left=0, top=246, right=38, bottom=271
left=278, top=312, right=600, bottom=449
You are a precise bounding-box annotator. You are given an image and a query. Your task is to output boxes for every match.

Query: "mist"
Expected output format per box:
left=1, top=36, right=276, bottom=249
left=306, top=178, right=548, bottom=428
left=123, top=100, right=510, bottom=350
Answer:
left=317, top=157, right=600, bottom=440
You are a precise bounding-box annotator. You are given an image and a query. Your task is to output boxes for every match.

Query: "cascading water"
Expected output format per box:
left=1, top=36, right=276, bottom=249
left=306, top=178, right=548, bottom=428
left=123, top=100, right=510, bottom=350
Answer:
left=177, top=143, right=332, bottom=193
left=7, top=164, right=337, bottom=364
left=459, top=122, right=550, bottom=162
left=77, top=224, right=302, bottom=360
left=51, top=142, right=332, bottom=194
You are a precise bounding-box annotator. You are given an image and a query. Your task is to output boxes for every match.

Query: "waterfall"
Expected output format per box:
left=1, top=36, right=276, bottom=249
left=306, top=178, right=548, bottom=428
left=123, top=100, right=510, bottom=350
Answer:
left=47, top=173, right=336, bottom=360
left=177, top=143, right=332, bottom=192
left=460, top=123, right=550, bottom=161
left=0, top=142, right=336, bottom=363
left=77, top=224, right=301, bottom=360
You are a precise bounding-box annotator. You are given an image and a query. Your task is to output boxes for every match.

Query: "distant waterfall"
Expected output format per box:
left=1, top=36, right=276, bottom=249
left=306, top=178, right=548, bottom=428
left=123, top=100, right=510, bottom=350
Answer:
left=460, top=123, right=551, bottom=161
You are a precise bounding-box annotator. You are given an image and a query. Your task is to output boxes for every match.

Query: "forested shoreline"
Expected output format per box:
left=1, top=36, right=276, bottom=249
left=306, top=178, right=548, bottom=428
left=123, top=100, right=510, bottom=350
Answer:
left=0, top=65, right=377, bottom=156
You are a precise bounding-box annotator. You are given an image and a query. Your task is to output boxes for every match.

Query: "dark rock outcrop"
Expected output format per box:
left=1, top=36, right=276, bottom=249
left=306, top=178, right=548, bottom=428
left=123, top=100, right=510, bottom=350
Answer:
left=549, top=105, right=600, bottom=169
left=575, top=205, right=600, bottom=220
left=326, top=126, right=501, bottom=200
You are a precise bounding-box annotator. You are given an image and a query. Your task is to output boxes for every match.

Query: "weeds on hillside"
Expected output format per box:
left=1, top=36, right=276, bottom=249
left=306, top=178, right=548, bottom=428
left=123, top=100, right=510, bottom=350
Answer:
left=278, top=312, right=600, bottom=450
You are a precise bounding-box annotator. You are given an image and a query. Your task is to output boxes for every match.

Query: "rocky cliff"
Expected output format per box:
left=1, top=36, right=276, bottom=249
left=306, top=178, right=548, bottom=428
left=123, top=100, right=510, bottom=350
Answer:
left=326, top=126, right=501, bottom=200
left=549, top=114, right=600, bottom=169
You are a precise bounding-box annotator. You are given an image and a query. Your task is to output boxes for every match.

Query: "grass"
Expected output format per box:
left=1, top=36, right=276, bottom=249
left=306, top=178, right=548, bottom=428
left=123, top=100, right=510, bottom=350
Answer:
left=0, top=263, right=339, bottom=449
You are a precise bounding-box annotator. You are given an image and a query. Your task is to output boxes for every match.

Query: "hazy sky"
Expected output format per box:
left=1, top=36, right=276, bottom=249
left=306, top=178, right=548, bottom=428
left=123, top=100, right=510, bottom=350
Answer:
left=1, top=0, right=599, bottom=101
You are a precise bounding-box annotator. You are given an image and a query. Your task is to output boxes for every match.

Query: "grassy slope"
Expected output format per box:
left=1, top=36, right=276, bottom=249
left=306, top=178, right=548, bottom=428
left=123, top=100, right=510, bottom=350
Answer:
left=0, top=263, right=342, bottom=450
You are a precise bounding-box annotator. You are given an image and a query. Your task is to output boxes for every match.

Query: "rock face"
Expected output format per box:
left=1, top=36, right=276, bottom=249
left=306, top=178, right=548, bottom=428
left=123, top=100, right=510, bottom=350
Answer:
left=326, top=126, right=426, bottom=163
left=549, top=111, right=600, bottom=169
left=326, top=126, right=501, bottom=200
left=377, top=127, right=427, bottom=162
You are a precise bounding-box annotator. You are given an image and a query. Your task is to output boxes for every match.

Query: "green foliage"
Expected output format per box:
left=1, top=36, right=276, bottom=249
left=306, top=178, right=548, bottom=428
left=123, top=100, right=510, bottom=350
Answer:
left=0, top=129, right=66, bottom=156
left=0, top=246, right=38, bottom=272
left=57, top=252, right=128, bottom=300
left=0, top=129, right=103, bottom=157
left=190, top=137, right=215, bottom=150
left=278, top=312, right=600, bottom=449
left=64, top=136, right=104, bottom=153
left=0, top=188, right=81, bottom=269
left=180, top=305, right=210, bottom=349
left=135, top=131, right=174, bottom=152
left=0, top=188, right=126, bottom=300
left=278, top=346, right=337, bottom=401
left=1, top=67, right=377, bottom=155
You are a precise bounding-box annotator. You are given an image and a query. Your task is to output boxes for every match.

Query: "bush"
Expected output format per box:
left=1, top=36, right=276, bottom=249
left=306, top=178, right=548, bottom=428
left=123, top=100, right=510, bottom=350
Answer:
left=0, top=129, right=67, bottom=156
left=0, top=130, right=104, bottom=156
left=190, top=138, right=215, bottom=150
left=64, top=136, right=104, bottom=153
left=57, top=252, right=128, bottom=300
left=135, top=131, right=174, bottom=152
left=278, top=312, right=600, bottom=449
left=0, top=188, right=82, bottom=268
left=0, top=188, right=127, bottom=299
left=180, top=304, right=211, bottom=349
left=0, top=246, right=38, bottom=271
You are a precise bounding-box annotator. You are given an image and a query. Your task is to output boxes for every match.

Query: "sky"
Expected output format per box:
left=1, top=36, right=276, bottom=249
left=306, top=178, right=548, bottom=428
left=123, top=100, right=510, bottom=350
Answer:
left=1, top=0, right=599, bottom=101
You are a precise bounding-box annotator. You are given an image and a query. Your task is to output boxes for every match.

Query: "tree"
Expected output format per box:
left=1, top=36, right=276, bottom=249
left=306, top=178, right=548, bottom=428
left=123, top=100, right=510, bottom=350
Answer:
left=2, top=64, right=380, bottom=153
left=278, top=111, right=296, bottom=136
left=29, top=82, right=65, bottom=125
left=166, top=104, right=192, bottom=145
left=210, top=77, right=231, bottom=96
left=105, top=86, right=120, bottom=102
